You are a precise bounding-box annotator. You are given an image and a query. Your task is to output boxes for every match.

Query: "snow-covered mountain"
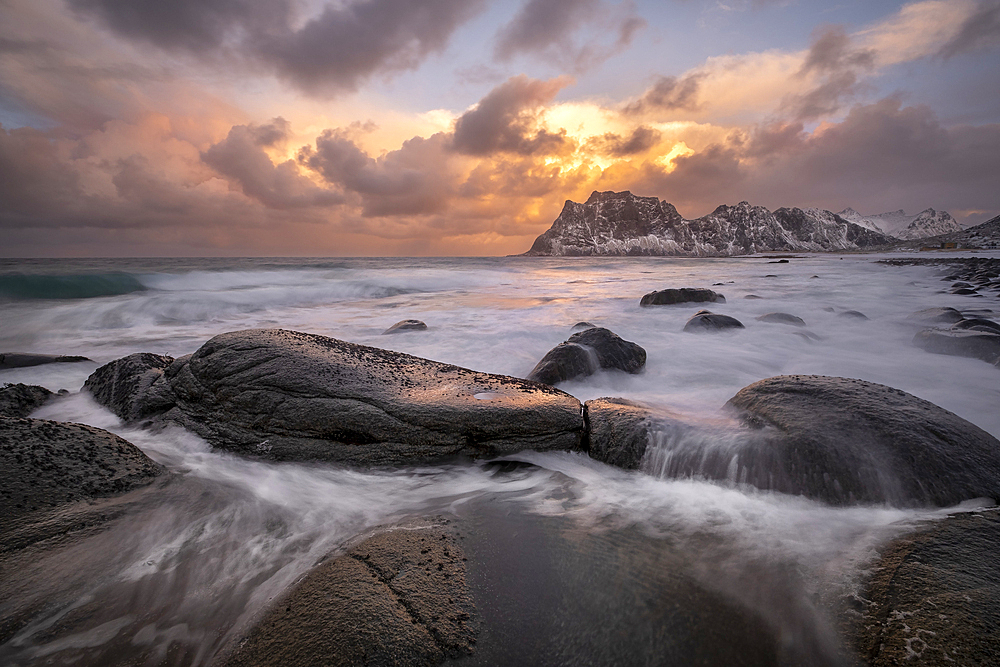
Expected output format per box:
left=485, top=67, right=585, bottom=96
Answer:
left=524, top=191, right=896, bottom=257
left=836, top=208, right=962, bottom=240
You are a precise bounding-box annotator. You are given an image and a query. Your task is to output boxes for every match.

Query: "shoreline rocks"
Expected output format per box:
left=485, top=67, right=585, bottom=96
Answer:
left=640, top=288, right=725, bottom=306
left=527, top=327, right=646, bottom=386
left=0, top=353, right=92, bottom=370
left=0, top=383, right=54, bottom=417
left=382, top=319, right=428, bottom=334
left=683, top=310, right=745, bottom=332
left=85, top=329, right=585, bottom=465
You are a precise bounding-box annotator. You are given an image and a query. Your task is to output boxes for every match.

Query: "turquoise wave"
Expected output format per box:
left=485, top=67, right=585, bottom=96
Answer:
left=0, top=272, right=148, bottom=300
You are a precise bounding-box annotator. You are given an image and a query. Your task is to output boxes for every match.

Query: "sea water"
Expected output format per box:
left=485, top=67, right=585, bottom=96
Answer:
left=1, top=253, right=998, bottom=665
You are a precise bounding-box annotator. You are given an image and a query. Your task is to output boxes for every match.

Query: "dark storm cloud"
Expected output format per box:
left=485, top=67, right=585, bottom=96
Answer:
left=202, top=118, right=344, bottom=209
left=300, top=129, right=454, bottom=216
left=784, top=25, right=874, bottom=121
left=939, top=0, right=1000, bottom=58
left=623, top=73, right=704, bottom=115
left=67, top=0, right=292, bottom=53
left=67, top=0, right=486, bottom=95
left=493, top=0, right=646, bottom=72
left=589, top=126, right=662, bottom=156
left=633, top=98, right=1000, bottom=218
left=451, top=75, right=573, bottom=156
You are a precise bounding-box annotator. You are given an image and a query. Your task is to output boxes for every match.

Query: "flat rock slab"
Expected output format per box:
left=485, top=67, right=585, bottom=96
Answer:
left=914, top=328, right=1000, bottom=365
left=87, top=329, right=584, bottom=464
left=0, top=384, right=53, bottom=417
left=223, top=523, right=477, bottom=667
left=640, top=288, right=725, bottom=306
left=854, top=509, right=1000, bottom=666
left=0, top=353, right=91, bottom=370
left=0, top=417, right=164, bottom=542
left=725, top=376, right=1000, bottom=506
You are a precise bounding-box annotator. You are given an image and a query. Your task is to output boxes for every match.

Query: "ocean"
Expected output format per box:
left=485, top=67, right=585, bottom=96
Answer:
left=1, top=253, right=998, bottom=665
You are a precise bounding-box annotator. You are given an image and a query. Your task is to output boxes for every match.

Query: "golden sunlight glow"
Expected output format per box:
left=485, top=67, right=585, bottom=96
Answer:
left=657, top=142, right=695, bottom=171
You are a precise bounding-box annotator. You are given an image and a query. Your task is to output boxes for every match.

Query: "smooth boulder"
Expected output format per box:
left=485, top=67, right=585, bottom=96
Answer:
left=853, top=509, right=1000, bottom=666
left=640, top=288, right=725, bottom=307
left=755, top=312, right=805, bottom=327
left=913, top=328, right=1000, bottom=365
left=683, top=310, right=745, bottom=332
left=584, top=398, right=658, bottom=469
left=382, top=319, right=428, bottom=334
left=0, top=383, right=53, bottom=417
left=907, top=307, right=964, bottom=325
left=724, top=375, right=1000, bottom=506
left=86, top=329, right=585, bottom=464
left=223, top=523, right=477, bottom=667
left=527, top=327, right=646, bottom=386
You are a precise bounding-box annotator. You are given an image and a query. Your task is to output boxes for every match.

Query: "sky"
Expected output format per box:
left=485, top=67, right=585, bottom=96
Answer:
left=1, top=0, right=998, bottom=256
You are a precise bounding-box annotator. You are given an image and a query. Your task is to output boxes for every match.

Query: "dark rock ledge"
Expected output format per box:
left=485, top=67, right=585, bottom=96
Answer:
left=85, top=329, right=585, bottom=465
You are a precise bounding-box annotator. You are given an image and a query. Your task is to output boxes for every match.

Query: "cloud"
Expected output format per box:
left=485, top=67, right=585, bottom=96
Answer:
left=67, top=0, right=487, bottom=95
left=588, top=126, right=662, bottom=156
left=493, top=0, right=646, bottom=72
left=202, top=118, right=343, bottom=209
left=623, top=73, right=705, bottom=115
left=0, top=124, right=83, bottom=226
left=939, top=0, right=1000, bottom=58
left=451, top=75, right=574, bottom=156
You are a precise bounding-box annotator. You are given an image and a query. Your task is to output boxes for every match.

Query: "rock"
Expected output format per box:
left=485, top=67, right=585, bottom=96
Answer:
left=724, top=375, right=1000, bottom=506
left=755, top=313, right=806, bottom=327
left=382, top=319, right=428, bottom=334
left=952, top=282, right=973, bottom=289
left=0, top=417, right=164, bottom=540
left=953, top=318, right=1000, bottom=334
left=571, top=321, right=596, bottom=331
left=0, top=353, right=91, bottom=370
left=951, top=287, right=980, bottom=295
left=837, top=310, right=869, bottom=320
left=83, top=352, right=176, bottom=422
left=0, top=384, right=53, bottom=417
left=527, top=328, right=646, bottom=386
left=584, top=398, right=658, bottom=469
left=639, top=288, right=725, bottom=306
left=223, top=523, right=477, bottom=667
left=743, top=294, right=763, bottom=299
left=913, top=328, right=1000, bottom=365
left=87, top=330, right=584, bottom=464
left=854, top=509, right=1000, bottom=666
left=683, top=310, right=745, bottom=332
left=768, top=259, right=789, bottom=264
left=907, top=307, right=964, bottom=325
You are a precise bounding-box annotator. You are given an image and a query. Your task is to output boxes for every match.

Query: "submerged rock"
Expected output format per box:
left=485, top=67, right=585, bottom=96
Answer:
left=0, top=353, right=91, bottom=370
left=854, top=509, right=1000, bottom=666
left=584, top=398, right=658, bottom=469
left=640, top=288, right=725, bottom=306
left=86, top=329, right=584, bottom=464
left=913, top=328, right=1000, bottom=365
left=724, top=375, right=1000, bottom=506
left=907, top=307, right=964, bottom=325
left=0, top=384, right=53, bottom=417
left=382, top=319, right=428, bottom=334
left=837, top=310, right=869, bottom=320
left=755, top=312, right=806, bottom=327
left=683, top=310, right=745, bottom=332
left=527, top=327, right=646, bottom=386
left=223, top=523, right=477, bottom=667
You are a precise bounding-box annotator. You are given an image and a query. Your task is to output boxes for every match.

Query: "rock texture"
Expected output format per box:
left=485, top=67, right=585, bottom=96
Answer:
left=683, top=310, right=745, bottom=332
left=85, top=329, right=585, bottom=464
left=0, top=383, right=53, bottom=417
left=584, top=398, right=659, bottom=469
left=524, top=191, right=896, bottom=256
left=0, top=353, right=91, bottom=369
left=914, top=328, right=1000, bottom=365
left=724, top=376, right=1000, bottom=506
left=0, top=417, right=164, bottom=541
left=223, top=523, right=477, bottom=667
left=527, top=327, right=645, bottom=385
left=640, top=287, right=725, bottom=306
left=854, top=509, right=1000, bottom=666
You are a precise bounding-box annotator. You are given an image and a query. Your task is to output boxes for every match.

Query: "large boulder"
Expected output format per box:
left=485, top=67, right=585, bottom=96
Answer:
left=723, top=376, right=1000, bottom=506
left=584, top=398, right=659, bottom=469
left=913, top=328, right=1000, bottom=365
left=640, top=288, right=725, bottom=306
left=527, top=328, right=645, bottom=385
left=86, top=330, right=584, bottom=464
left=0, top=417, right=164, bottom=540
left=853, top=509, right=1000, bottom=666
left=0, top=383, right=53, bottom=417
left=223, top=523, right=477, bottom=667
